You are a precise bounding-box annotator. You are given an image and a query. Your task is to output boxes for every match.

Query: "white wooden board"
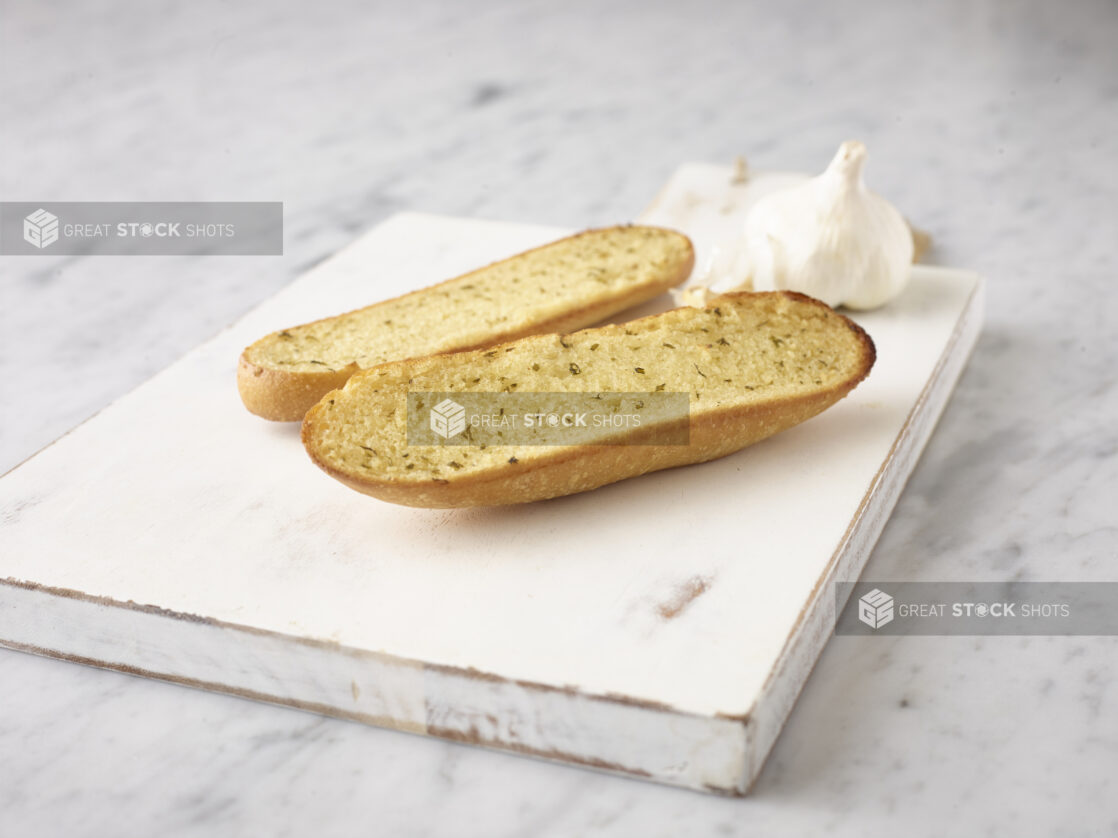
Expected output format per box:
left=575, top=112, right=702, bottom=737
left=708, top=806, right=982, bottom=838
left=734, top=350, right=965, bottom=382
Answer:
left=0, top=164, right=983, bottom=794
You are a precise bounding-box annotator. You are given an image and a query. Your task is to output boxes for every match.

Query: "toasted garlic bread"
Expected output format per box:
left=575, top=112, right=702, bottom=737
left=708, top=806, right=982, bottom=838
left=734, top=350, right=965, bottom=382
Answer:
left=302, top=291, right=875, bottom=508
left=239, top=226, right=694, bottom=420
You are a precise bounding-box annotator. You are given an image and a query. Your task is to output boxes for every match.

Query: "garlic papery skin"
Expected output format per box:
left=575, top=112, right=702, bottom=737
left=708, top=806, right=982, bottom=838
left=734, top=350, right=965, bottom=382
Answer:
left=674, top=283, right=718, bottom=308
left=670, top=243, right=751, bottom=307
left=743, top=141, right=913, bottom=310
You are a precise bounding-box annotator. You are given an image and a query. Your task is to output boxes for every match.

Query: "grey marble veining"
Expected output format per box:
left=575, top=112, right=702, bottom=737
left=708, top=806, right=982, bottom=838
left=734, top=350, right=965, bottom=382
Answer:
left=1, top=0, right=1116, bottom=835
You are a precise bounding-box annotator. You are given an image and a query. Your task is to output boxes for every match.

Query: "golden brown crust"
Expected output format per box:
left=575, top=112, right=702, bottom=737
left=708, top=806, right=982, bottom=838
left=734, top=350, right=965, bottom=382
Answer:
left=302, top=291, right=876, bottom=508
left=236, top=354, right=359, bottom=422
left=238, top=226, right=694, bottom=422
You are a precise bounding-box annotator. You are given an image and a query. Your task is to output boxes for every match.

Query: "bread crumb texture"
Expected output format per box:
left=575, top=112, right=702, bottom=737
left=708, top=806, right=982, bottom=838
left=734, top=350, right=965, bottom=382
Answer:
left=303, top=291, right=874, bottom=506
left=244, top=226, right=692, bottom=374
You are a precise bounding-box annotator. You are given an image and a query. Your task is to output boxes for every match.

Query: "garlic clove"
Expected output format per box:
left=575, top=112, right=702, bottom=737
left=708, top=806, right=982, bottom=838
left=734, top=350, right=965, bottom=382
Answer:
left=673, top=284, right=718, bottom=308
left=670, top=243, right=752, bottom=307
left=841, top=197, right=914, bottom=310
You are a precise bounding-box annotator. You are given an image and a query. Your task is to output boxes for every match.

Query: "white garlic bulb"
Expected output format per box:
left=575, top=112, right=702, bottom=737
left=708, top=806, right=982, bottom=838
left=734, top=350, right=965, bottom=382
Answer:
left=743, top=140, right=913, bottom=310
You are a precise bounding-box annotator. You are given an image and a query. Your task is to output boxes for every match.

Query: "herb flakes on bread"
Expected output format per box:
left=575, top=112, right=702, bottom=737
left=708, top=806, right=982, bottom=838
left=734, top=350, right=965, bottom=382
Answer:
left=239, top=225, right=694, bottom=421
left=302, top=291, right=875, bottom=508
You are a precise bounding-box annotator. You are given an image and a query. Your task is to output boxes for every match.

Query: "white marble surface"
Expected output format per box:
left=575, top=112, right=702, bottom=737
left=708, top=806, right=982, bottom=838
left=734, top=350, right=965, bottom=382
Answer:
left=0, top=0, right=1115, bottom=834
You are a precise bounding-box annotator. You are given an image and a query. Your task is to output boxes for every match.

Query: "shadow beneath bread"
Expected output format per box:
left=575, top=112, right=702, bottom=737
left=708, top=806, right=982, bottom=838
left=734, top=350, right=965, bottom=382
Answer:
left=398, top=396, right=903, bottom=563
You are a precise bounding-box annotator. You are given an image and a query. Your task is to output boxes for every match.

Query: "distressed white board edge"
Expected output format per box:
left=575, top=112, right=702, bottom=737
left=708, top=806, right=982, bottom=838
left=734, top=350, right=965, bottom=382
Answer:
left=638, top=163, right=985, bottom=790
left=742, top=278, right=984, bottom=789
left=0, top=581, right=747, bottom=793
